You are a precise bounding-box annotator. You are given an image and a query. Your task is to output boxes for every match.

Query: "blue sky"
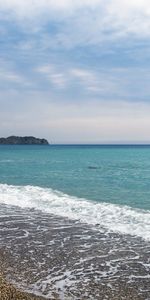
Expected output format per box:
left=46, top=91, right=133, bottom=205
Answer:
left=1, top=0, right=150, bottom=143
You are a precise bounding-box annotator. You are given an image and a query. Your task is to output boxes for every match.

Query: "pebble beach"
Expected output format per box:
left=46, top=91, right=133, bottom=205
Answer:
left=0, top=273, right=46, bottom=300
left=0, top=205, right=149, bottom=300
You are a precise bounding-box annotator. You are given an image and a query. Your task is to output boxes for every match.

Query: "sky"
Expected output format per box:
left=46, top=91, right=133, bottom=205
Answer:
left=0, top=0, right=150, bottom=143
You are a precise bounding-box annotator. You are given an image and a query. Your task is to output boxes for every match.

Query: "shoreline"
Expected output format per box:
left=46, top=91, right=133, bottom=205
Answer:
left=0, top=204, right=149, bottom=300
left=0, top=249, right=47, bottom=300
left=0, top=262, right=147, bottom=300
left=0, top=273, right=46, bottom=300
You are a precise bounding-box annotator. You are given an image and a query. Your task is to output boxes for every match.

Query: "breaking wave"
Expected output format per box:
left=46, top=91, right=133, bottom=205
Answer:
left=0, top=183, right=150, bottom=241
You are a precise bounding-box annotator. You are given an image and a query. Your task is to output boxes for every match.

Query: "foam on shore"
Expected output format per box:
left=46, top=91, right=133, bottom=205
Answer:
left=0, top=183, right=150, bottom=241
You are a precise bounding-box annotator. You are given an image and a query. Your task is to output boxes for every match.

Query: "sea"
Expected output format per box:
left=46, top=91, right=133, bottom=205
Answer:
left=0, top=145, right=150, bottom=299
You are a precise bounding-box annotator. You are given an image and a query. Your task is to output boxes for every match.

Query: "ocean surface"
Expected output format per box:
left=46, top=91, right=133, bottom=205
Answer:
left=0, top=145, right=150, bottom=299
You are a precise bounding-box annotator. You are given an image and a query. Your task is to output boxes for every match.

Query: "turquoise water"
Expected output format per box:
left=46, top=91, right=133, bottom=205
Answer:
left=0, top=145, right=150, bottom=240
left=0, top=145, right=150, bottom=210
left=0, top=145, right=150, bottom=298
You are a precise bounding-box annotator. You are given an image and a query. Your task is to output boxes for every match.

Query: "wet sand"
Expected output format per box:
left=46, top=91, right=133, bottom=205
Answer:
left=0, top=275, right=147, bottom=300
left=0, top=203, right=150, bottom=300
left=0, top=251, right=148, bottom=300
left=0, top=273, right=46, bottom=300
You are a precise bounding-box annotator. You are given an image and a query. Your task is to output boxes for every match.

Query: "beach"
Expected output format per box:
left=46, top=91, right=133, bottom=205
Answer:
left=0, top=145, right=150, bottom=299
left=0, top=273, right=46, bottom=300
left=0, top=203, right=149, bottom=300
left=0, top=272, right=147, bottom=300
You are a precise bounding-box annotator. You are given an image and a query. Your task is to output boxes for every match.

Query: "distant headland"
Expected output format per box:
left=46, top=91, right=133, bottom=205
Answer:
left=0, top=136, right=49, bottom=145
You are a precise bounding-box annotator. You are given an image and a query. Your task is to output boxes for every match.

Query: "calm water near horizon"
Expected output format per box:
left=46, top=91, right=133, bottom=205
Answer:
left=0, top=144, right=150, bottom=299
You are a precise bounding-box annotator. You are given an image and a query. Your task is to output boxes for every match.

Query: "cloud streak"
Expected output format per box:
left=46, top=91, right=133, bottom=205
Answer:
left=1, top=1, right=150, bottom=142
left=1, top=90, right=150, bottom=143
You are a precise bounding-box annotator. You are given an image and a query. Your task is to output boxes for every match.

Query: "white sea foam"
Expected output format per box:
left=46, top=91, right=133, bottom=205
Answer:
left=0, top=183, right=150, bottom=241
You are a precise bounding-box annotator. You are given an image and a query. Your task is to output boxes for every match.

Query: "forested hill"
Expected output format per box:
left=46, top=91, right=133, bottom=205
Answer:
left=0, top=136, right=49, bottom=145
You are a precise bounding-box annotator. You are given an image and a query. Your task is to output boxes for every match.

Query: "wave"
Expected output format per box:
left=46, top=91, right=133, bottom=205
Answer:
left=0, top=184, right=150, bottom=241
left=0, top=159, right=15, bottom=163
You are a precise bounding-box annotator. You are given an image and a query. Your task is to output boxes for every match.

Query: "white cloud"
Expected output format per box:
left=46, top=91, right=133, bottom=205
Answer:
left=0, top=69, right=21, bottom=82
left=36, top=63, right=150, bottom=101
left=37, top=65, right=102, bottom=91
left=37, top=64, right=67, bottom=89
left=0, top=0, right=101, bottom=15
left=0, top=60, right=31, bottom=87
left=71, top=69, right=95, bottom=82
left=37, top=65, right=104, bottom=91
left=1, top=0, right=150, bottom=46
left=1, top=1, right=150, bottom=143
